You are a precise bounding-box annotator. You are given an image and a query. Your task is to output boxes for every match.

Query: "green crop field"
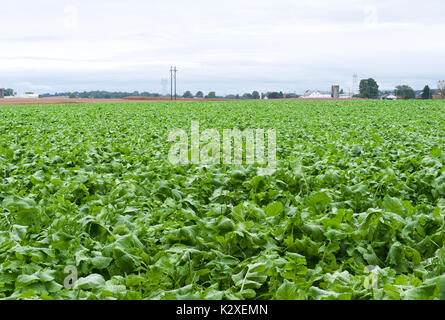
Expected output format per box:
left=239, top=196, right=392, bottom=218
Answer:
left=1, top=100, right=445, bottom=300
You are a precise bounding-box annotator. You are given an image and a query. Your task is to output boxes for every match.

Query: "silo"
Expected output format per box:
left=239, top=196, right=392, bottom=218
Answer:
left=331, top=85, right=340, bottom=98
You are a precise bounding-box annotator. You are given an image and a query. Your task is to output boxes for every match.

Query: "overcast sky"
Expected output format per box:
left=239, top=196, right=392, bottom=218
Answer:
left=1, top=0, right=444, bottom=95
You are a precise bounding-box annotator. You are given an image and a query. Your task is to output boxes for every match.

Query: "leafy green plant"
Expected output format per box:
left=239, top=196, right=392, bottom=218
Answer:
left=0, top=100, right=444, bottom=300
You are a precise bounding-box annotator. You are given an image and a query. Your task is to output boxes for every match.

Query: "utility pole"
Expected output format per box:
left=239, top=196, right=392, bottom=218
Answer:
left=169, top=66, right=178, bottom=100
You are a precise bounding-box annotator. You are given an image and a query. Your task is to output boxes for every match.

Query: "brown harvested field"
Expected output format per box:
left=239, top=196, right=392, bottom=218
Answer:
left=0, top=98, right=157, bottom=106
left=0, top=97, right=224, bottom=106
left=0, top=97, right=370, bottom=106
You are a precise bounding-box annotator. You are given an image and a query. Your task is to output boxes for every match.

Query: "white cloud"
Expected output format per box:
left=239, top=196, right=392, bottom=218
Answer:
left=64, top=5, right=79, bottom=32
left=16, top=82, right=52, bottom=91
left=363, top=5, right=379, bottom=28
left=0, top=0, right=444, bottom=94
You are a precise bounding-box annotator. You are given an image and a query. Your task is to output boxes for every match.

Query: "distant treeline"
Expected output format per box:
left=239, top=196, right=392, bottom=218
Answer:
left=20, top=84, right=445, bottom=100
left=39, top=91, right=164, bottom=99
left=38, top=90, right=301, bottom=100
left=0, top=88, right=16, bottom=96
left=183, top=91, right=299, bottom=99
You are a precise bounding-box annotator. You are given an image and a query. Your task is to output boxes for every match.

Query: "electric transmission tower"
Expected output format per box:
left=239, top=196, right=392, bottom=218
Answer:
left=170, top=67, right=173, bottom=99
left=161, top=78, right=168, bottom=96
left=174, top=66, right=177, bottom=100
left=353, top=73, right=359, bottom=95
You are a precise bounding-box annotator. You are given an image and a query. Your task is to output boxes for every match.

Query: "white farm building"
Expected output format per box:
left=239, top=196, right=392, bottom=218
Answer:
left=300, top=90, right=332, bottom=99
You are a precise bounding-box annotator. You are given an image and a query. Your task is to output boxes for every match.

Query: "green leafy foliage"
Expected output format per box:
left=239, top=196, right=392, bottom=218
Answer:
left=0, top=100, right=444, bottom=300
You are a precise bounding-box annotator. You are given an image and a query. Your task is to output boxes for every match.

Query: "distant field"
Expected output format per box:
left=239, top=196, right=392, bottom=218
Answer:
left=0, top=100, right=445, bottom=300
left=0, top=98, right=160, bottom=106
left=0, top=97, right=369, bottom=106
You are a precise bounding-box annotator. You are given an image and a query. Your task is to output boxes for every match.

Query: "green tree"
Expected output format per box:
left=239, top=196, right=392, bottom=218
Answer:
left=183, top=91, right=193, bottom=98
left=395, top=85, right=415, bottom=99
left=195, top=91, right=204, bottom=98
left=242, top=93, right=253, bottom=99
left=3, top=88, right=16, bottom=96
left=267, top=92, right=280, bottom=99
left=421, top=85, right=431, bottom=99
left=252, top=91, right=260, bottom=99
left=359, top=78, right=379, bottom=99
left=69, top=93, right=77, bottom=99
left=206, top=92, right=216, bottom=99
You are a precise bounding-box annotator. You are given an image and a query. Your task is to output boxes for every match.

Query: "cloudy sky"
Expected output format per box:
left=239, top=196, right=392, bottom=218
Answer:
left=1, top=0, right=444, bottom=95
